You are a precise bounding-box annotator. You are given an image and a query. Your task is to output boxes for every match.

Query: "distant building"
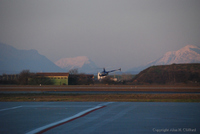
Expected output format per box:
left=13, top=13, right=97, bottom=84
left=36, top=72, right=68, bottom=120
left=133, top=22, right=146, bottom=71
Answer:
left=1, top=72, right=95, bottom=85
left=35, top=73, right=69, bottom=85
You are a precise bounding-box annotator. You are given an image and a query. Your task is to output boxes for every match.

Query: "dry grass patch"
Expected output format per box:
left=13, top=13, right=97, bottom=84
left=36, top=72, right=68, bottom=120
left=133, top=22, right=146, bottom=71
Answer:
left=0, top=93, right=200, bottom=102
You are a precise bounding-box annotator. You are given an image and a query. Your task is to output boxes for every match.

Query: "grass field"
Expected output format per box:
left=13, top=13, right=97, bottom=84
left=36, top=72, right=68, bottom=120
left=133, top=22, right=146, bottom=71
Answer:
left=0, top=93, right=200, bottom=102
left=0, top=85, right=200, bottom=102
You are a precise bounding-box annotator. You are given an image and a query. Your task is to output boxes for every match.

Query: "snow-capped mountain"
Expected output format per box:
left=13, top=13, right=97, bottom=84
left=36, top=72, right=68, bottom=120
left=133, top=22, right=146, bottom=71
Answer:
left=149, top=45, right=200, bottom=65
left=55, top=56, right=98, bottom=74
left=128, top=45, right=200, bottom=74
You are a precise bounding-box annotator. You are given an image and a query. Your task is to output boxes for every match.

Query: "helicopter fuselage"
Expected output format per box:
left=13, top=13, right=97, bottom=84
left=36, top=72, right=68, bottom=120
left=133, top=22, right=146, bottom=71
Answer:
left=98, top=68, right=121, bottom=79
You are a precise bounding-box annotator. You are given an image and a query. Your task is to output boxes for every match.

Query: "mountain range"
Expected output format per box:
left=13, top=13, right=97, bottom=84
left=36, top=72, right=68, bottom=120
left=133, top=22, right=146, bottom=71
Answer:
left=128, top=45, right=200, bottom=74
left=0, top=43, right=64, bottom=74
left=1, top=43, right=200, bottom=75
left=55, top=56, right=98, bottom=74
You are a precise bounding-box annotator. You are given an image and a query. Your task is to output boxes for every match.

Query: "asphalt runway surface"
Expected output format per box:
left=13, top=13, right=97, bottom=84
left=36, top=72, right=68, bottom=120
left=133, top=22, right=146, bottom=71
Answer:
left=0, top=102, right=199, bottom=134
left=1, top=86, right=200, bottom=90
left=45, top=91, right=200, bottom=94
left=1, top=91, right=200, bottom=94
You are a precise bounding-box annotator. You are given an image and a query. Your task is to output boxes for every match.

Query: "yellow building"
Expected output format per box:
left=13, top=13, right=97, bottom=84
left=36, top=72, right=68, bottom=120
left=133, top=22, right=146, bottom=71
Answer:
left=36, top=73, right=69, bottom=85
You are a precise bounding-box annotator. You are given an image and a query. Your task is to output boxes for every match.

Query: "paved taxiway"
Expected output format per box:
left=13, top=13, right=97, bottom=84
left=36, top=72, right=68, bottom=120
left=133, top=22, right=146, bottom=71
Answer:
left=1, top=91, right=200, bottom=94
left=0, top=102, right=200, bottom=134
left=1, top=86, right=200, bottom=90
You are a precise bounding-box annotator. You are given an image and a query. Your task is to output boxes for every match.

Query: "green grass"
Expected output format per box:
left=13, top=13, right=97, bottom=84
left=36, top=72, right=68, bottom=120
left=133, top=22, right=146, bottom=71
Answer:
left=0, top=93, right=200, bottom=102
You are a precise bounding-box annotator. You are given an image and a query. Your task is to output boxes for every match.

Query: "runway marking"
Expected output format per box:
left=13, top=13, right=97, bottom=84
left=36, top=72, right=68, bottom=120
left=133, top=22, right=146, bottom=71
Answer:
left=98, top=102, right=114, bottom=106
left=26, top=103, right=111, bottom=134
left=23, top=105, right=94, bottom=108
left=0, top=106, right=22, bottom=112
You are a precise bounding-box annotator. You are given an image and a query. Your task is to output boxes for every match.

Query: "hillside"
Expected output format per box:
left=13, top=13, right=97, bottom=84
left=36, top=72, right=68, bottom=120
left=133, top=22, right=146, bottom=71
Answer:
left=133, top=63, right=200, bottom=84
left=149, top=45, right=200, bottom=65
left=0, top=43, right=64, bottom=74
left=128, top=45, right=200, bottom=74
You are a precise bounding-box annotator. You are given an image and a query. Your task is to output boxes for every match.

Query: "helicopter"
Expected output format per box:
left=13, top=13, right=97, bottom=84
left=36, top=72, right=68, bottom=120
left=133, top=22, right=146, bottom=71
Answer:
left=98, top=68, right=121, bottom=80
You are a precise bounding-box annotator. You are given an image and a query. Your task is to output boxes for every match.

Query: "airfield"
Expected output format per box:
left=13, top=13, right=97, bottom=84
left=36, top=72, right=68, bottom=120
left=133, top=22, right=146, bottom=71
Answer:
left=0, top=85, right=200, bottom=102
left=0, top=102, right=200, bottom=134
left=0, top=85, right=200, bottom=133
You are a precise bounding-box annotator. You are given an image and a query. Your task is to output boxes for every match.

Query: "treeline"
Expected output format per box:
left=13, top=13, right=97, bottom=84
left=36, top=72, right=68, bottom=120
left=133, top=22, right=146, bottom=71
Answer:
left=133, top=63, right=200, bottom=85
left=0, top=69, right=134, bottom=85
left=2, top=64, right=199, bottom=85
left=0, top=69, right=94, bottom=85
left=68, top=74, right=94, bottom=85
left=0, top=70, right=54, bottom=85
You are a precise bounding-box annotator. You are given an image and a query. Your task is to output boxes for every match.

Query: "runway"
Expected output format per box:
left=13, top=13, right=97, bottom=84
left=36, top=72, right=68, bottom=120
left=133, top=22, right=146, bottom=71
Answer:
left=1, top=86, right=200, bottom=90
left=1, top=91, right=200, bottom=94
left=45, top=91, right=200, bottom=94
left=0, top=102, right=199, bottom=134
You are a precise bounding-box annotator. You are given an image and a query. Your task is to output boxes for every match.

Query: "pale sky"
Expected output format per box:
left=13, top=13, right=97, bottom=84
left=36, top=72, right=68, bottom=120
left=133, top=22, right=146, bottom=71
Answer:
left=0, top=0, right=200, bottom=71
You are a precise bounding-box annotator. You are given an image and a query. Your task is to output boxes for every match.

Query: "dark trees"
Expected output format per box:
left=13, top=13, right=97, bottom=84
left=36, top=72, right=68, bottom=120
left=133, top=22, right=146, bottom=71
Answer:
left=18, top=70, right=31, bottom=85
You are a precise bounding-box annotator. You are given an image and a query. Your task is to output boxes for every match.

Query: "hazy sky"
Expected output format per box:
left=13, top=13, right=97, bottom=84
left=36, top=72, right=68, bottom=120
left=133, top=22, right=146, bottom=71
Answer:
left=0, top=0, right=200, bottom=71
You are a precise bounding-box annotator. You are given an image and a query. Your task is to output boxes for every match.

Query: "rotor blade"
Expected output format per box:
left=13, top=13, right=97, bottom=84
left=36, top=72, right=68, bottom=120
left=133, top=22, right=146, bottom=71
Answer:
left=107, top=68, right=121, bottom=73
